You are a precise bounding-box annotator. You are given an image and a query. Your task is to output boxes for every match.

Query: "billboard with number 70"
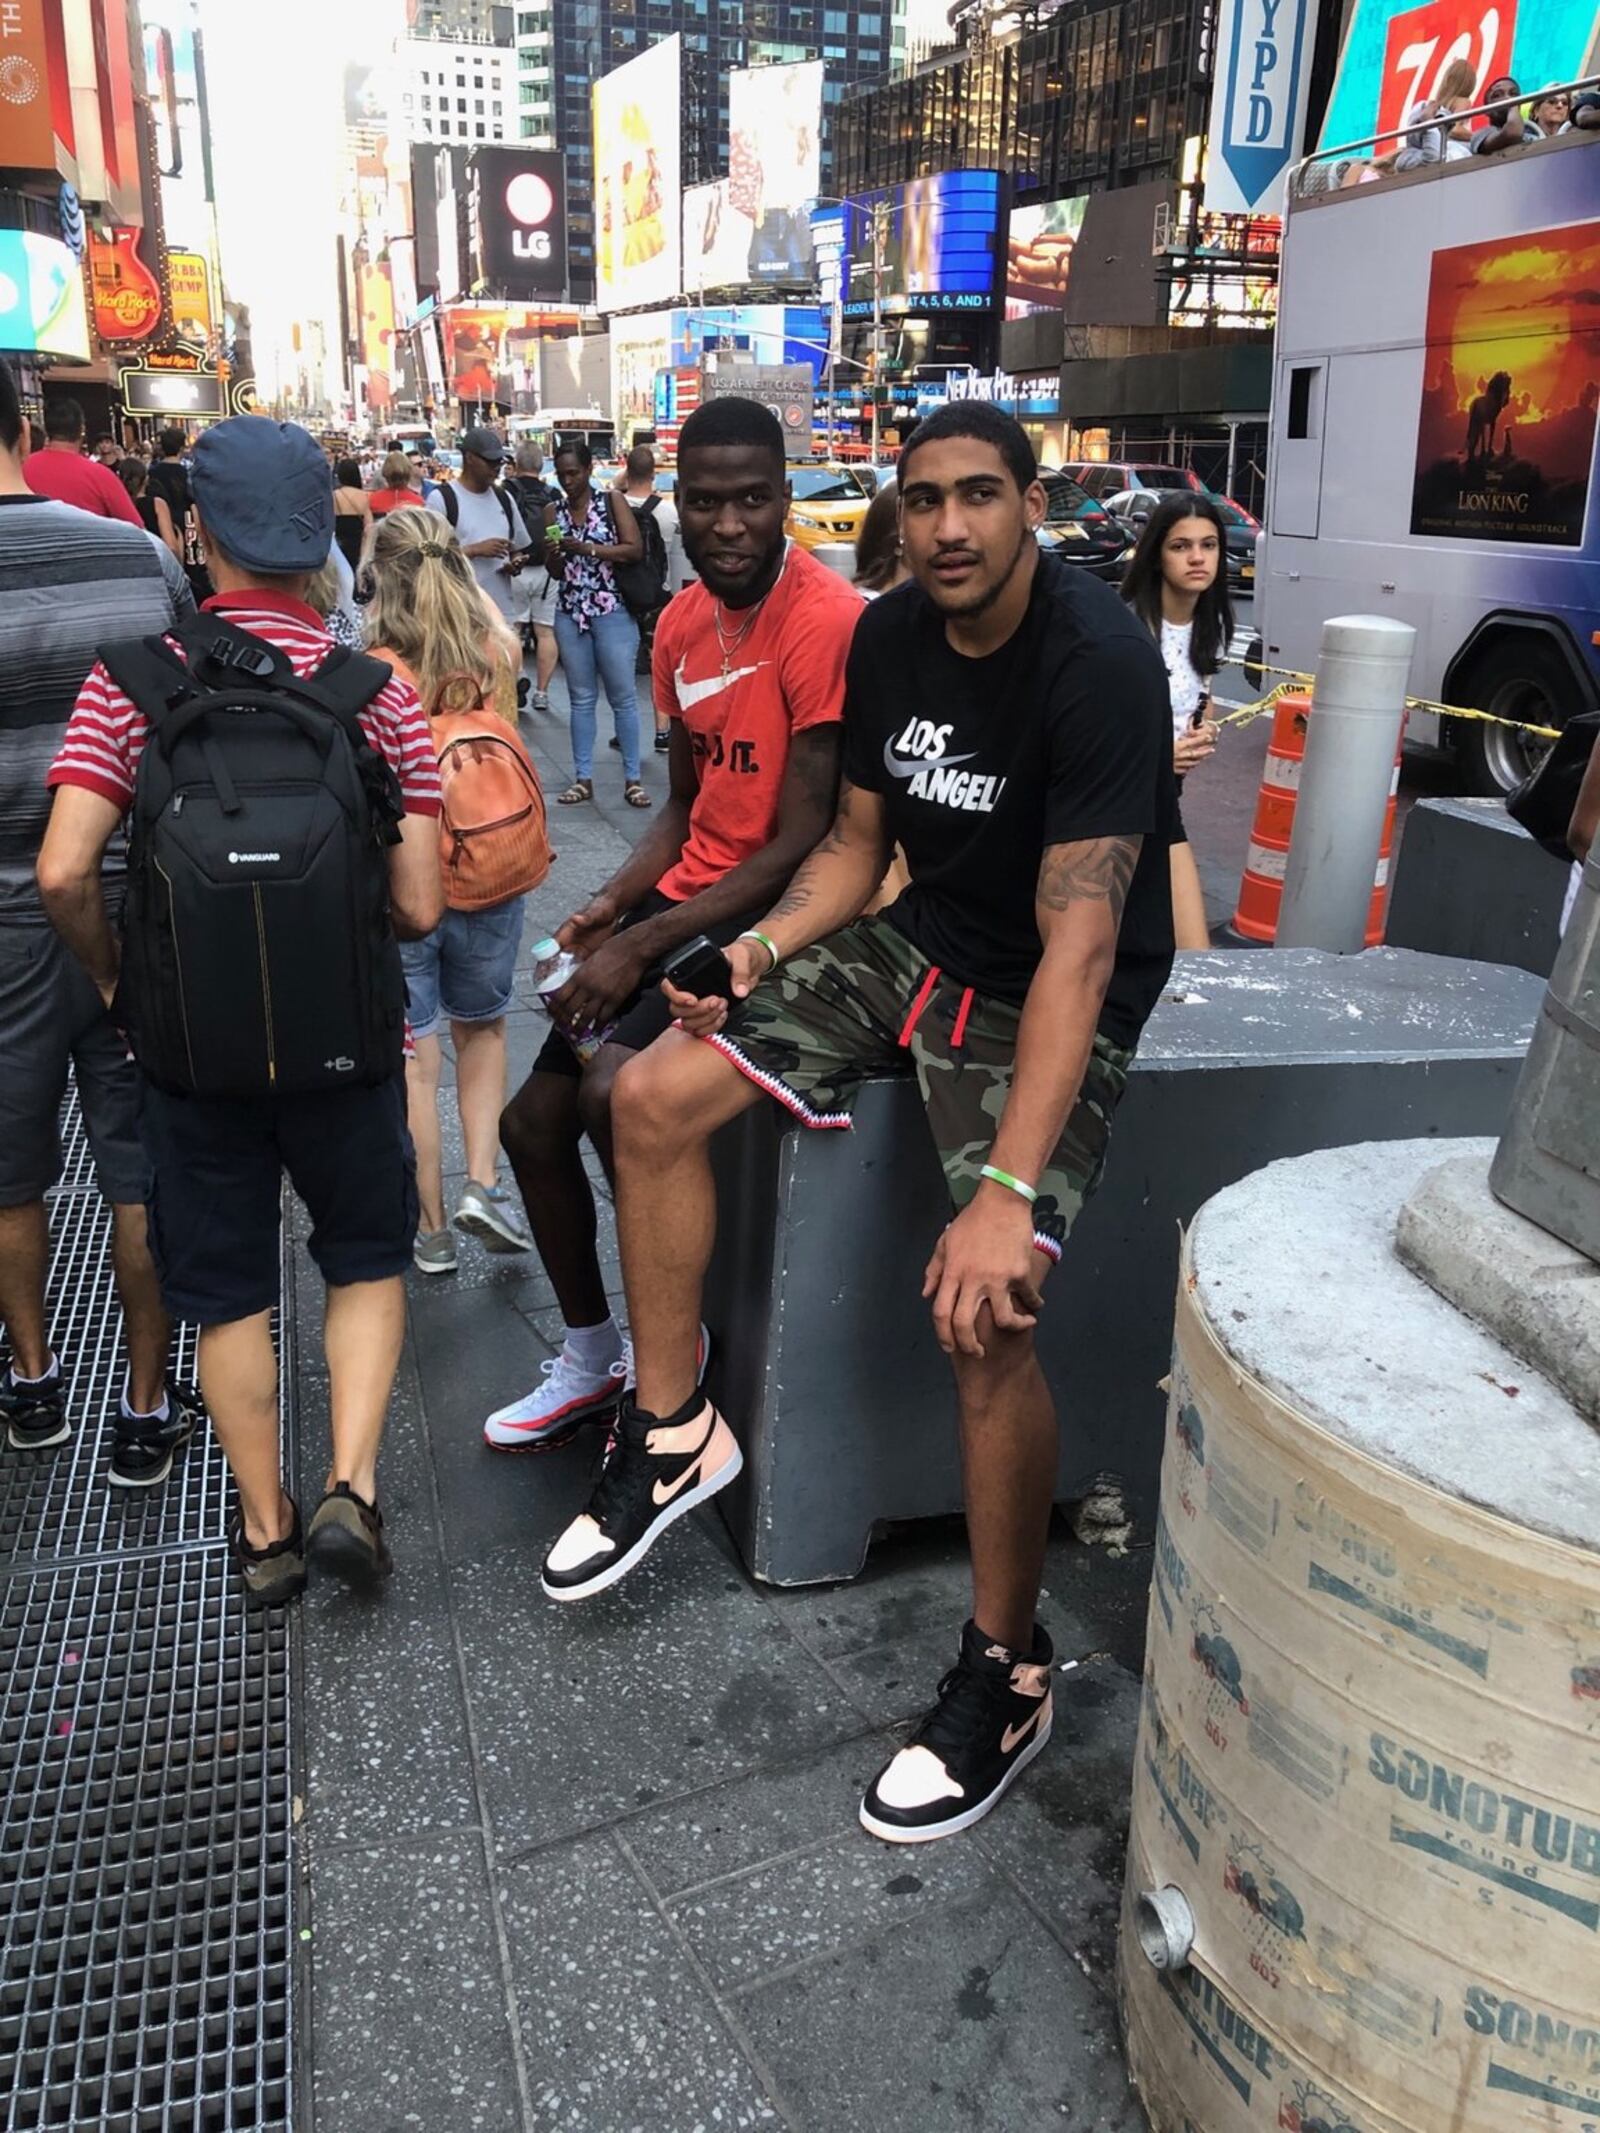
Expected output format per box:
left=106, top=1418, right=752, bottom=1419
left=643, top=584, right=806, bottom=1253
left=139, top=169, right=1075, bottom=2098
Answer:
left=1319, top=0, right=1599, bottom=151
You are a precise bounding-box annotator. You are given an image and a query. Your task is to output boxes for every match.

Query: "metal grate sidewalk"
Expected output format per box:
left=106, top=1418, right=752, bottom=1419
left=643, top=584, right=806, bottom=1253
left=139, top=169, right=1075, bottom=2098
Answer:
left=1, top=1098, right=298, bottom=2132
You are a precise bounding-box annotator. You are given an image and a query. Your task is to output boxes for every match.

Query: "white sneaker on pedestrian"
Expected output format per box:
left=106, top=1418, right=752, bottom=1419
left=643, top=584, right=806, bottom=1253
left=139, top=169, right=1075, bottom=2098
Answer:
left=620, top=1322, right=713, bottom=1394
left=413, top=1228, right=458, bottom=1275
left=454, top=1181, right=532, bottom=1254
left=484, top=1348, right=627, bottom=1451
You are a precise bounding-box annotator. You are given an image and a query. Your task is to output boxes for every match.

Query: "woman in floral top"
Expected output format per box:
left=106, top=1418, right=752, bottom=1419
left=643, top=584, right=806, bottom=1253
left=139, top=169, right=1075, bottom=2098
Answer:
left=547, top=440, right=649, bottom=807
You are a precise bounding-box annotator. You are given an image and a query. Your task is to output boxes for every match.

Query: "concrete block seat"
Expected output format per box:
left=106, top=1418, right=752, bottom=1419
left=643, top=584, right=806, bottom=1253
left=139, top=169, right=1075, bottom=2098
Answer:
left=701, top=946, right=1544, bottom=1586
left=1385, top=795, right=1568, bottom=978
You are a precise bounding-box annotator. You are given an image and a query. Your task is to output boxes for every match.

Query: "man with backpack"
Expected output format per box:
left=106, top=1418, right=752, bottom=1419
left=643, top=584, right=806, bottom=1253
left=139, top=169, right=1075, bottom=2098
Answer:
left=505, top=441, right=561, bottom=714
left=614, top=444, right=677, bottom=730
left=426, top=425, right=532, bottom=628
left=0, top=357, right=196, bottom=1485
left=38, top=417, right=445, bottom=1606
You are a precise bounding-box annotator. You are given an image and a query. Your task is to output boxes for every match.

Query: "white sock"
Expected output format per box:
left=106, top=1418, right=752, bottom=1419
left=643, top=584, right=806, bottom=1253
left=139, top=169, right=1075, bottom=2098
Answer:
left=565, top=1318, right=623, bottom=1374
left=15, top=1354, right=59, bottom=1386
left=121, top=1376, right=169, bottom=1424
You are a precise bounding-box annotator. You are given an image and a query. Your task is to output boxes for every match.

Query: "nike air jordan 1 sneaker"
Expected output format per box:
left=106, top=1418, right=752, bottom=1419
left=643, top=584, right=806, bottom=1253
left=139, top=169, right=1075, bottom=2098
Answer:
left=860, top=1620, right=1054, bottom=1844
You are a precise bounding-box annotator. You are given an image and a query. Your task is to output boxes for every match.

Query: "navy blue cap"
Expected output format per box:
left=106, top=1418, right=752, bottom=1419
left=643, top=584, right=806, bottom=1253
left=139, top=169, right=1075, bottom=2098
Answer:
left=190, top=417, right=334, bottom=574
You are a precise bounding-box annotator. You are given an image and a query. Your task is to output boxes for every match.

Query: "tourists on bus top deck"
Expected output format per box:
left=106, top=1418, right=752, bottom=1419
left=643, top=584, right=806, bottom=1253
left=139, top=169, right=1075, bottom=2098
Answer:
left=1524, top=87, right=1573, bottom=137
left=1567, top=87, right=1600, bottom=131
left=1394, top=59, right=1478, bottom=170
left=1471, top=78, right=1529, bottom=156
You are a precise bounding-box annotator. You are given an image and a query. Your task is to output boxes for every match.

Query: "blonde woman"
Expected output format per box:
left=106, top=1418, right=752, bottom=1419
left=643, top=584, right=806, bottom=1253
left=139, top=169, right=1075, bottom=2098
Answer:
left=366, top=507, right=532, bottom=1273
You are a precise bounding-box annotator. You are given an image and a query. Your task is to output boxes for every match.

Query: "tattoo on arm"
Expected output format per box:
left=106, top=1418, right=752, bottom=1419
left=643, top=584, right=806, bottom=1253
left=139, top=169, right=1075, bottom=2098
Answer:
left=766, top=778, right=874, bottom=923
left=1036, top=835, right=1142, bottom=925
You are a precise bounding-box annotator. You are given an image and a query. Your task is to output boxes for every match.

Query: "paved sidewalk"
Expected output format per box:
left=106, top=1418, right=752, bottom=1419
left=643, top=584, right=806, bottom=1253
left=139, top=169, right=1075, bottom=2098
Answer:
left=296, top=699, right=1154, bottom=2132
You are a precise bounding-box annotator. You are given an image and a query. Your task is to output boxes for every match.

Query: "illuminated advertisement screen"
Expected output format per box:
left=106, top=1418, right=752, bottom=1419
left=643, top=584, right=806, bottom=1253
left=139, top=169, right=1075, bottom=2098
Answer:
left=1320, top=0, right=1600, bottom=150
left=827, top=172, right=1002, bottom=318
left=445, top=305, right=582, bottom=406
left=728, top=60, right=824, bottom=283
left=593, top=37, right=682, bottom=314
left=683, top=180, right=752, bottom=292
left=1005, top=197, right=1087, bottom=320
left=0, top=232, right=91, bottom=362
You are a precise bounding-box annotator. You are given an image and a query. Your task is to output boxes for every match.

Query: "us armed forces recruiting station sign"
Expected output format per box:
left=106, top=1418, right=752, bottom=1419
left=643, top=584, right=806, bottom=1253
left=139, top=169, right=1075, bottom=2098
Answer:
left=1411, top=221, right=1600, bottom=546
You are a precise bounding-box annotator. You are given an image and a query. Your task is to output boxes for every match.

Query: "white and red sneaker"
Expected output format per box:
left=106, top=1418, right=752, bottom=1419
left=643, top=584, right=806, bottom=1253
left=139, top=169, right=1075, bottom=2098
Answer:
left=540, top=1393, right=743, bottom=1601
left=859, top=1621, right=1054, bottom=1844
left=483, top=1349, right=626, bottom=1451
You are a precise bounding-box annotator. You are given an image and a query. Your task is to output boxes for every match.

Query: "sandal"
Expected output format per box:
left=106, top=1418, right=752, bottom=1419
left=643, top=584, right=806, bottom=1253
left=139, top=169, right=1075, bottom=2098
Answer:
left=624, top=782, right=652, bottom=808
left=557, top=778, right=593, bottom=806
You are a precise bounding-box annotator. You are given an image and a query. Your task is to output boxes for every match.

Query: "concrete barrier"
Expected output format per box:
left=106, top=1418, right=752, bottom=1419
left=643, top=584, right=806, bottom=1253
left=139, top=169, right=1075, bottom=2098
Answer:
left=1386, top=796, right=1566, bottom=977
left=703, top=947, right=1544, bottom=1586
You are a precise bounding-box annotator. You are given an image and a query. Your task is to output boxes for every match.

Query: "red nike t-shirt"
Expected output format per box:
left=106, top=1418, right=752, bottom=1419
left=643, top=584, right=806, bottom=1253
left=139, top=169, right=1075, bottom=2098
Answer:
left=651, top=543, right=861, bottom=902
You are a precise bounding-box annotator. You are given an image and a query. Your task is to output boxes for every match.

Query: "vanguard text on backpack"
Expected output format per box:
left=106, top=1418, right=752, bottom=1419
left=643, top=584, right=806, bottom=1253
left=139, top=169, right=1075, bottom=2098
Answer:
left=97, top=616, right=409, bottom=1098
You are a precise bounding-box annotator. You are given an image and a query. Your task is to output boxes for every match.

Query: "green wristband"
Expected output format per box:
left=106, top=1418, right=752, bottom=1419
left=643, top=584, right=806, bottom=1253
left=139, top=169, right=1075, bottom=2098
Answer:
left=979, top=1164, right=1038, bottom=1206
left=739, top=929, right=781, bottom=973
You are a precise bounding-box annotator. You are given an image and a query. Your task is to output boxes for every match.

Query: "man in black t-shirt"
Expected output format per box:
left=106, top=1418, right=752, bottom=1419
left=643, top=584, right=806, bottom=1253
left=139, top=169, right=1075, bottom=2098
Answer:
left=542, top=404, right=1175, bottom=1848
left=144, top=427, right=211, bottom=602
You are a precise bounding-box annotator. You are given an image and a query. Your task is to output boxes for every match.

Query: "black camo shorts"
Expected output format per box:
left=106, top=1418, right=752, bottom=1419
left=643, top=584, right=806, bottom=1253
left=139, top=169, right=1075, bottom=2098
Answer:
left=705, top=911, right=1132, bottom=1263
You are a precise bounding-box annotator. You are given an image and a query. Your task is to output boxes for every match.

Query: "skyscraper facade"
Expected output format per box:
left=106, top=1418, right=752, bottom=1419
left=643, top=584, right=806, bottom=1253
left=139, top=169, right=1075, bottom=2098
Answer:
left=514, top=2, right=906, bottom=301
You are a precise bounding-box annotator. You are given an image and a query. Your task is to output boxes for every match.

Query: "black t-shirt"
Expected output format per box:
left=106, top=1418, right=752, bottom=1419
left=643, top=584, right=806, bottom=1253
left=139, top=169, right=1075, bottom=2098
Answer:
left=842, top=554, right=1178, bottom=1046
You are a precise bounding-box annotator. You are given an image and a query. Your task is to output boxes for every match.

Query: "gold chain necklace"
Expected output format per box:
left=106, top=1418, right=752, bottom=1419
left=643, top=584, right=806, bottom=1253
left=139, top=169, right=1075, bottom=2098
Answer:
left=713, top=585, right=774, bottom=681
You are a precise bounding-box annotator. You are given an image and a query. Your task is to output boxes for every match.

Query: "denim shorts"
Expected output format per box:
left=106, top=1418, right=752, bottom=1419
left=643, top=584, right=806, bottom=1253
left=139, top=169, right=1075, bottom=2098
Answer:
left=400, top=899, right=525, bottom=1041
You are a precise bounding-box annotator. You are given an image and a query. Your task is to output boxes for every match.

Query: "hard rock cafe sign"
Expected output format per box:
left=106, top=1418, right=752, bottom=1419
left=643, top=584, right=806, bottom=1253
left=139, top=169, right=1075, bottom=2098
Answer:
left=89, top=229, right=163, bottom=343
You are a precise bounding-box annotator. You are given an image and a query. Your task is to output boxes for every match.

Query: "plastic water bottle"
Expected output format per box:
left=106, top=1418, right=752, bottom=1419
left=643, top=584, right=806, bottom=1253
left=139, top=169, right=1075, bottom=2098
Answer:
left=529, top=936, right=613, bottom=1064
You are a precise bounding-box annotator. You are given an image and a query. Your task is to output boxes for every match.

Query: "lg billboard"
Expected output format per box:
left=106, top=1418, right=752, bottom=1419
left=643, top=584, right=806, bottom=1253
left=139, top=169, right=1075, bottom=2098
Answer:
left=470, top=147, right=569, bottom=301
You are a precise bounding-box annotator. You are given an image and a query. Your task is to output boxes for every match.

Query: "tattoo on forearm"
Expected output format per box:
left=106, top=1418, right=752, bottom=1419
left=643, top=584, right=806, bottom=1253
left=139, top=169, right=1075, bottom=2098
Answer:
left=1036, top=835, right=1142, bottom=923
left=766, top=864, right=821, bottom=923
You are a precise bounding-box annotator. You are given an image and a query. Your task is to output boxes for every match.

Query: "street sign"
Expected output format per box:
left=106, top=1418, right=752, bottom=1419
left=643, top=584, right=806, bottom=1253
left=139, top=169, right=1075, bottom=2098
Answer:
left=1204, top=0, right=1315, bottom=215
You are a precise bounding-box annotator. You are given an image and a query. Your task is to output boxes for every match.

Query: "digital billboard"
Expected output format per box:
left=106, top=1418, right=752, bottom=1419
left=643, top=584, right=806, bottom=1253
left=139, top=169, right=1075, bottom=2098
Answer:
left=593, top=37, right=682, bottom=315
left=0, top=232, right=91, bottom=362
left=684, top=181, right=753, bottom=292
left=470, top=147, right=568, bottom=300
left=1320, top=0, right=1600, bottom=151
left=826, top=172, right=1002, bottom=319
left=728, top=60, right=824, bottom=284
left=1005, top=198, right=1087, bottom=320
left=446, top=304, right=583, bottom=409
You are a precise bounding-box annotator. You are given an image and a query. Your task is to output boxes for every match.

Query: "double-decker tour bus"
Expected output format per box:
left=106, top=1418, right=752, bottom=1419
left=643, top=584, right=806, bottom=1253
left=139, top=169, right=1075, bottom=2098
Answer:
left=1258, top=86, right=1599, bottom=792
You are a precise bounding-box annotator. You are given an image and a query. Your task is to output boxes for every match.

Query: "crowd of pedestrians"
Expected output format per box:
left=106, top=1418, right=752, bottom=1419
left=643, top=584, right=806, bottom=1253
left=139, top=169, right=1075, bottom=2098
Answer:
left=2, top=368, right=1186, bottom=1847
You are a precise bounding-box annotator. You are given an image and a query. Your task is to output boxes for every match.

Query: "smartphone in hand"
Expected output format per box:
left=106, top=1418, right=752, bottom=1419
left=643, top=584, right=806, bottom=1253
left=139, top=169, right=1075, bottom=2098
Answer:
left=661, top=935, right=736, bottom=1003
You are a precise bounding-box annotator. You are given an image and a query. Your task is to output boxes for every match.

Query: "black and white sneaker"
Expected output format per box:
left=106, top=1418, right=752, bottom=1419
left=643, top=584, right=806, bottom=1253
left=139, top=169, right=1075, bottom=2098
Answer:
left=1, top=1360, right=69, bottom=1451
left=540, top=1392, right=743, bottom=1602
left=859, top=1620, right=1054, bottom=1844
left=108, top=1381, right=201, bottom=1488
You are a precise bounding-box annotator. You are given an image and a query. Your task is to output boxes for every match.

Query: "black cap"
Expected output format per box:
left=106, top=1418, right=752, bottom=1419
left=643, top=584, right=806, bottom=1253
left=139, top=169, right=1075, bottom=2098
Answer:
left=459, top=425, right=505, bottom=466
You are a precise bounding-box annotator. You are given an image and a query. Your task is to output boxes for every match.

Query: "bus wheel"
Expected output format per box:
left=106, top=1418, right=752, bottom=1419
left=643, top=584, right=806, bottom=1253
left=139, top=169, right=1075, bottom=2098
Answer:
left=1454, top=638, right=1571, bottom=798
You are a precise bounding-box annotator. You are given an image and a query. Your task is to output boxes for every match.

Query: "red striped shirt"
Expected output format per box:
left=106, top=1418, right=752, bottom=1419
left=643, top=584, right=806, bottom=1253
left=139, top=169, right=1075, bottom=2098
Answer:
left=48, top=591, right=442, bottom=817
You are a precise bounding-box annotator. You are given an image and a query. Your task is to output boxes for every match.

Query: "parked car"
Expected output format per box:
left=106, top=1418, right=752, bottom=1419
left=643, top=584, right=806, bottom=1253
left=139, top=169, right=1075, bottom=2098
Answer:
left=1060, top=460, right=1208, bottom=503
left=1103, top=486, right=1261, bottom=595
left=1035, top=472, right=1135, bottom=582
left=784, top=462, right=874, bottom=550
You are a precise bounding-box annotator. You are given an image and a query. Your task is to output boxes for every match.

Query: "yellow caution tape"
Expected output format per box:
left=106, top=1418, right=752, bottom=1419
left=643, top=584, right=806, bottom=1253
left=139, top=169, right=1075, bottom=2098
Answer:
left=1215, top=660, right=1560, bottom=741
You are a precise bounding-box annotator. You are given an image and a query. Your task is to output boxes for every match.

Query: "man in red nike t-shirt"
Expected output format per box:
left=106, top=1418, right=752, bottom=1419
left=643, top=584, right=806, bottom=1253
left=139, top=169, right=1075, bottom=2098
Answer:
left=489, top=397, right=862, bottom=1451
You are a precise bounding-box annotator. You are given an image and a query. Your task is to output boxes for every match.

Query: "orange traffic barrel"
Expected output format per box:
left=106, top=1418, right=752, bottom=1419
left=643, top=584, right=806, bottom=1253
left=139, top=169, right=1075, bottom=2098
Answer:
left=1232, top=691, right=1397, bottom=946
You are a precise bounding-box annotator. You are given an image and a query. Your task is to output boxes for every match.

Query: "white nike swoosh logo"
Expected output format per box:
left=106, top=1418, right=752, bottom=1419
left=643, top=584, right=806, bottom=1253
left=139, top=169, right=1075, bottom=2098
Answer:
left=675, top=658, right=767, bottom=710
left=882, top=739, right=980, bottom=779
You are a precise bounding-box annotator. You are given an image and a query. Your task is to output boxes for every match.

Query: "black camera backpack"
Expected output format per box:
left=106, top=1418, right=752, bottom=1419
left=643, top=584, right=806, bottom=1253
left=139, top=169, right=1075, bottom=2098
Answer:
left=98, top=615, right=408, bottom=1098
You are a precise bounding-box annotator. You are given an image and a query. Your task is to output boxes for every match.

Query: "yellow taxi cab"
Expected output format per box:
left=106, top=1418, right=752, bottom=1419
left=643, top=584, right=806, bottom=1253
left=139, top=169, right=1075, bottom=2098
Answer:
left=784, top=462, right=874, bottom=551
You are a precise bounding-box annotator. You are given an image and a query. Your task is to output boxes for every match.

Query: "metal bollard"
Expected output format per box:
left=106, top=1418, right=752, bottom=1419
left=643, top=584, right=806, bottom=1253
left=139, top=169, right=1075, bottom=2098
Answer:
left=1276, top=615, right=1417, bottom=953
left=1489, top=846, right=1600, bottom=1264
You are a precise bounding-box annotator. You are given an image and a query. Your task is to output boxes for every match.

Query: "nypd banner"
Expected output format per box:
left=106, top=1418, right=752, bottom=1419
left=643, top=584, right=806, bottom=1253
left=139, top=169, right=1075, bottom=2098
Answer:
left=1204, top=0, right=1315, bottom=216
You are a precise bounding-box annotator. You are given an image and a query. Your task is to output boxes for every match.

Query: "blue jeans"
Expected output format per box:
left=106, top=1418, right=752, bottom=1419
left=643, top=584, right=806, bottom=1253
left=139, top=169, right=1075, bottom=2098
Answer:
left=555, top=606, right=641, bottom=780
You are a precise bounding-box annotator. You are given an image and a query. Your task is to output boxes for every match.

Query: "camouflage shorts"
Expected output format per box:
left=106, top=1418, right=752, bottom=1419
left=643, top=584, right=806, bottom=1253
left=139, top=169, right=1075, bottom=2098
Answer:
left=706, top=912, right=1132, bottom=1263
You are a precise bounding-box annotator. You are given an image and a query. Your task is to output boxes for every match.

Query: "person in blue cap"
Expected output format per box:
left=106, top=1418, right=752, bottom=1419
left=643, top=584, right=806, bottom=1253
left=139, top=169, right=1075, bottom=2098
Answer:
left=39, top=416, right=446, bottom=1606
